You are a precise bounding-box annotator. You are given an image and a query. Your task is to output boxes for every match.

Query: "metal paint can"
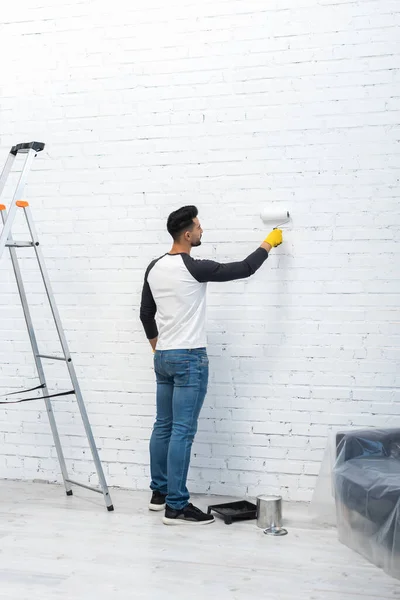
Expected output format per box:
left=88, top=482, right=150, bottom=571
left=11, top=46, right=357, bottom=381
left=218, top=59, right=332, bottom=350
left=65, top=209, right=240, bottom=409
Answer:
left=256, top=494, right=288, bottom=536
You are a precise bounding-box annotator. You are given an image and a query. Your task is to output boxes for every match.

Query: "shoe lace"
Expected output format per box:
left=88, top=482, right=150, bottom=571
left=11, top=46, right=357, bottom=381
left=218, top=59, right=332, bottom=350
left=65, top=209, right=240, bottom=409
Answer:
left=186, top=503, right=204, bottom=515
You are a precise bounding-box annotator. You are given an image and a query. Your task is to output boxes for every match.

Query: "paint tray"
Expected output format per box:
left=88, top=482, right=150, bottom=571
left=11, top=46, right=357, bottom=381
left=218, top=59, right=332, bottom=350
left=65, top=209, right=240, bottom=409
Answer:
left=207, top=500, right=257, bottom=525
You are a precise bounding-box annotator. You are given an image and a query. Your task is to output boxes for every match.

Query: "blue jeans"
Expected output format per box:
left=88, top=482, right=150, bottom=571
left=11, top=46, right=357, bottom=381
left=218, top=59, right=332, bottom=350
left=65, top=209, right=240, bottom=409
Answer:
left=150, top=348, right=209, bottom=510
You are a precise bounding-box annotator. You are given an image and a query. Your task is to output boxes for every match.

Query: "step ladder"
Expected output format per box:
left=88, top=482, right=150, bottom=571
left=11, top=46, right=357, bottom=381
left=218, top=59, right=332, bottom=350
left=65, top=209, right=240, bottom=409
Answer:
left=0, top=142, right=114, bottom=511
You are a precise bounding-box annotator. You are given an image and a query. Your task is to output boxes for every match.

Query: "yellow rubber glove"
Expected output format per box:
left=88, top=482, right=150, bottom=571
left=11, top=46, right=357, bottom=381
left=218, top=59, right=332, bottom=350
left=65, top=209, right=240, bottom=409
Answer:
left=264, top=229, right=283, bottom=248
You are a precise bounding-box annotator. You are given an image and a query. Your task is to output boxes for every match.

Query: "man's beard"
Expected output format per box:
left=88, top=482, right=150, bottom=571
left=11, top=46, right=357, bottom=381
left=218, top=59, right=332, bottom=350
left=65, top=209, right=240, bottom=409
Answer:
left=191, top=238, right=202, bottom=247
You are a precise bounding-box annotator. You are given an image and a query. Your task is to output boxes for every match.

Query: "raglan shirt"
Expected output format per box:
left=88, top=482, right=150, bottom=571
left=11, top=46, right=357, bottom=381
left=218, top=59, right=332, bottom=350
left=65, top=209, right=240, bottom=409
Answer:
left=140, top=248, right=269, bottom=351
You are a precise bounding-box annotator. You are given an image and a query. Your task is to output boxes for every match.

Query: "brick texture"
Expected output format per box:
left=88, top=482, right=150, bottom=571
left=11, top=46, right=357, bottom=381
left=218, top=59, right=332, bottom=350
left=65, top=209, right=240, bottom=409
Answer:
left=0, top=0, right=399, bottom=501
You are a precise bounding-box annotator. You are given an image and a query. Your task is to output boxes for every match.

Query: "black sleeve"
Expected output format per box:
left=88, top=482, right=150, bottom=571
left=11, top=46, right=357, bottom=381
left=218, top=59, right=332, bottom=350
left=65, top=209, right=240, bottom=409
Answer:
left=182, top=247, right=269, bottom=283
left=140, top=264, right=158, bottom=339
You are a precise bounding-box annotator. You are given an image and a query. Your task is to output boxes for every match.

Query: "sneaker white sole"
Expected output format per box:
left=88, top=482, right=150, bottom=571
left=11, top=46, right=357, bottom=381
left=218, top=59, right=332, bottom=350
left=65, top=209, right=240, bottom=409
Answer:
left=149, top=503, right=166, bottom=511
left=162, top=516, right=215, bottom=525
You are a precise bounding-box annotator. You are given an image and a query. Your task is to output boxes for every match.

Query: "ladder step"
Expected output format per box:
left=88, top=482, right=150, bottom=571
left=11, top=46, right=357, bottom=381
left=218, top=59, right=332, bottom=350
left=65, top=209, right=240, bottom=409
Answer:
left=6, top=241, right=34, bottom=247
left=36, top=354, right=71, bottom=362
left=11, top=141, right=45, bottom=155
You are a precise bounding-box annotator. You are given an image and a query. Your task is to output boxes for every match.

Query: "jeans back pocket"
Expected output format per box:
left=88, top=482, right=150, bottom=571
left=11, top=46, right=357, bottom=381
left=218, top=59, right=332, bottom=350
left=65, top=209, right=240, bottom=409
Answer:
left=165, top=359, right=190, bottom=387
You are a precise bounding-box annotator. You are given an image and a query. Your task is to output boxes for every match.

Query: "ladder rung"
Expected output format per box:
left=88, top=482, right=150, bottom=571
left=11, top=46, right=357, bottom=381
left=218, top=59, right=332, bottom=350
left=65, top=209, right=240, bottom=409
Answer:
left=6, top=241, right=34, bottom=247
left=65, top=479, right=103, bottom=495
left=36, top=354, right=71, bottom=362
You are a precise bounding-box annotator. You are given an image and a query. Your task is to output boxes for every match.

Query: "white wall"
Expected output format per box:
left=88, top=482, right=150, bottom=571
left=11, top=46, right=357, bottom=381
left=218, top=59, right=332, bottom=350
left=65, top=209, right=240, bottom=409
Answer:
left=0, top=0, right=399, bottom=502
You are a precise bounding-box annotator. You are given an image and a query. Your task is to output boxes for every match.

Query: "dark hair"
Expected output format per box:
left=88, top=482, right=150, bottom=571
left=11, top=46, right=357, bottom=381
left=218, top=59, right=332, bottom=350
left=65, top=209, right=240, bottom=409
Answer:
left=167, top=205, right=198, bottom=240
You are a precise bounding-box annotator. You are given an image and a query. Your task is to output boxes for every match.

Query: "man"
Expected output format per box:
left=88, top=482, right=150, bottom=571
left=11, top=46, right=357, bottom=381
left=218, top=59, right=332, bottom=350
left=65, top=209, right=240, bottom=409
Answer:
left=140, top=206, right=282, bottom=525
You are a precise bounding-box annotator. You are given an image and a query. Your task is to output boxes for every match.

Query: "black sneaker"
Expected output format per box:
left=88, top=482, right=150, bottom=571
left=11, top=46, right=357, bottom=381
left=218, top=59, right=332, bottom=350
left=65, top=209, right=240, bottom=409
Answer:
left=163, top=503, right=215, bottom=526
left=149, top=490, right=167, bottom=511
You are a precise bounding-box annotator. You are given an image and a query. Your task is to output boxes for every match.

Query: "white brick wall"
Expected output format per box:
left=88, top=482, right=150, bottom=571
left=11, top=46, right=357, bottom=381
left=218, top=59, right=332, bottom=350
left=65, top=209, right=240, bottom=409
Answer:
left=0, top=0, right=399, bottom=502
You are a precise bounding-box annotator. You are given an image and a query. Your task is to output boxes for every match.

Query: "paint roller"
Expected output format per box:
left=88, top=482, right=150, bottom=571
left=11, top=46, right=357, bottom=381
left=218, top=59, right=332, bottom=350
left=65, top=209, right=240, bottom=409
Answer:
left=260, top=208, right=291, bottom=229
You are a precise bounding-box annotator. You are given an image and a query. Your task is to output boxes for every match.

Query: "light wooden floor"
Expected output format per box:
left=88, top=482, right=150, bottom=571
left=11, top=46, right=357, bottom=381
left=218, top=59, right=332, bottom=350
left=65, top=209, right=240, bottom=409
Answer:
left=0, top=481, right=398, bottom=600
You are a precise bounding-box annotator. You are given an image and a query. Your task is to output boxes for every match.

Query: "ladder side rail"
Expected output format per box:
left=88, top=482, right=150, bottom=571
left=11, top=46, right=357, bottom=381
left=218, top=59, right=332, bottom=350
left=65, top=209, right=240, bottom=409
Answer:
left=23, top=205, right=114, bottom=510
left=0, top=149, right=36, bottom=260
left=0, top=206, right=72, bottom=494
